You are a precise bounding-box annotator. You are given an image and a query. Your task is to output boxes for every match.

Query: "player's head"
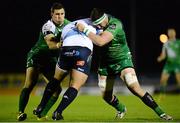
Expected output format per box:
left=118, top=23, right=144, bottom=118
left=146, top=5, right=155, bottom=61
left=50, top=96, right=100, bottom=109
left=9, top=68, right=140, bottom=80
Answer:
left=51, top=2, right=65, bottom=25
left=90, top=8, right=108, bottom=29
left=167, top=28, right=176, bottom=40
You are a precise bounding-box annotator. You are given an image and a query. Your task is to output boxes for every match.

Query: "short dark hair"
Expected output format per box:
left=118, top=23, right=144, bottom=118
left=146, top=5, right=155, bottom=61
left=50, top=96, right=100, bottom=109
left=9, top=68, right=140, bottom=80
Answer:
left=51, top=2, right=64, bottom=13
left=90, top=8, right=105, bottom=22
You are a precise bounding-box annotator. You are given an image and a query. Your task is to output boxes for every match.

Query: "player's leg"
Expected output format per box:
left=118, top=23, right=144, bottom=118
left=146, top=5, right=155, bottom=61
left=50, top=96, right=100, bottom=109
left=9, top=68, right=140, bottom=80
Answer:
left=175, top=72, right=180, bottom=92
left=51, top=46, right=92, bottom=120
left=34, top=66, right=68, bottom=118
left=98, top=74, right=126, bottom=119
left=34, top=63, right=63, bottom=118
left=33, top=76, right=62, bottom=119
left=121, top=67, right=172, bottom=120
left=52, top=69, right=88, bottom=120
left=159, top=72, right=170, bottom=93
left=159, top=63, right=171, bottom=94
left=158, top=71, right=170, bottom=102
left=35, top=89, right=62, bottom=121
left=17, top=67, right=39, bottom=121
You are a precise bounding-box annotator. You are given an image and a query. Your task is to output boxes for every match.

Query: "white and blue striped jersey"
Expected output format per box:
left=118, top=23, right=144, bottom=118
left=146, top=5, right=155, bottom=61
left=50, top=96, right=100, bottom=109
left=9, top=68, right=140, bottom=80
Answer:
left=61, top=18, right=97, bottom=51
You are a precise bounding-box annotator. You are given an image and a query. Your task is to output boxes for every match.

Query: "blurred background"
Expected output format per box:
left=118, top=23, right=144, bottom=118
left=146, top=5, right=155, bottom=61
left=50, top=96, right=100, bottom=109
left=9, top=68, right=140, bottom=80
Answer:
left=0, top=0, right=180, bottom=95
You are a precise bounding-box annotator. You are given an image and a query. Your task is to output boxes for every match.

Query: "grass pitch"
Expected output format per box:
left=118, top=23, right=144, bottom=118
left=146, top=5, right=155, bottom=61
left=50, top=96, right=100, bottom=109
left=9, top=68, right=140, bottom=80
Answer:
left=0, top=93, right=180, bottom=122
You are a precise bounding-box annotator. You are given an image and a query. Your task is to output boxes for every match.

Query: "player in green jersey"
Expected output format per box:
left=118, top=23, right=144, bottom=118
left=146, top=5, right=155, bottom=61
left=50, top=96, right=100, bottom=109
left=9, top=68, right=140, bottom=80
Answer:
left=17, top=2, right=70, bottom=121
left=157, top=28, right=180, bottom=94
left=76, top=8, right=172, bottom=121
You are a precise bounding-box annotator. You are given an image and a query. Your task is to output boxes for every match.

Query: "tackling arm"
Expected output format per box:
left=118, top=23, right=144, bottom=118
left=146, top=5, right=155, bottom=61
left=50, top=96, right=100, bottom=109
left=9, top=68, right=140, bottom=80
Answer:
left=76, top=22, right=113, bottom=46
left=44, top=34, right=61, bottom=49
left=87, top=31, right=113, bottom=46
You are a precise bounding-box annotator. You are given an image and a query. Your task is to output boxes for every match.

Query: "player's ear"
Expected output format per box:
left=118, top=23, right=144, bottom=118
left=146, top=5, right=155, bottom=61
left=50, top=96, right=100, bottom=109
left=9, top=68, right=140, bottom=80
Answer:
left=51, top=11, right=53, bottom=17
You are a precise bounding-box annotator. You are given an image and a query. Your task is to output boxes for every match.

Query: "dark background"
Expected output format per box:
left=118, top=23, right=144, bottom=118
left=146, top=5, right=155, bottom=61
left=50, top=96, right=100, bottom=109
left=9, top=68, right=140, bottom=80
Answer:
left=1, top=0, right=180, bottom=75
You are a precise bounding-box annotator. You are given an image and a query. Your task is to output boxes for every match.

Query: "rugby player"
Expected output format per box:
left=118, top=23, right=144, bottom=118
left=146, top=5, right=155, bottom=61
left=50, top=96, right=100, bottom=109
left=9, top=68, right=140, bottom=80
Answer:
left=34, top=19, right=98, bottom=120
left=17, top=2, right=70, bottom=121
left=157, top=28, right=180, bottom=94
left=76, top=8, right=173, bottom=121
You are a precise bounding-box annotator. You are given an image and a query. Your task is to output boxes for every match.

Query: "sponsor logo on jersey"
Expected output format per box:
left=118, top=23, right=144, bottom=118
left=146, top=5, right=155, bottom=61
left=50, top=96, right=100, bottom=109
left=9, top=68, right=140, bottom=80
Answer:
left=74, top=51, right=80, bottom=56
left=109, top=24, right=116, bottom=30
left=64, top=50, right=80, bottom=56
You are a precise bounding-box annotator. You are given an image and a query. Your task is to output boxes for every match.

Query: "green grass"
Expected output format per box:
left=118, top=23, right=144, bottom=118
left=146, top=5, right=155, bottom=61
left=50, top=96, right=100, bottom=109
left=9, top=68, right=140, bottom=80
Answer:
left=0, top=94, right=180, bottom=122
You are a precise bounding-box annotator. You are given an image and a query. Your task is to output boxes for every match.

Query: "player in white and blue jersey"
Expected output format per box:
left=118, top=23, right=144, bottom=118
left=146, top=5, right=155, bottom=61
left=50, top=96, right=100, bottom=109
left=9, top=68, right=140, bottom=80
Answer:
left=34, top=19, right=99, bottom=120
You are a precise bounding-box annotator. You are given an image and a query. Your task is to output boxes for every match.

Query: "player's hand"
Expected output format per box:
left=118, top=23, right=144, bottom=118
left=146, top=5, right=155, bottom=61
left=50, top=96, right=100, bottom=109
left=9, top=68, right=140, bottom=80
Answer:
left=76, top=22, right=96, bottom=36
left=56, top=42, right=61, bottom=48
left=76, top=22, right=86, bottom=32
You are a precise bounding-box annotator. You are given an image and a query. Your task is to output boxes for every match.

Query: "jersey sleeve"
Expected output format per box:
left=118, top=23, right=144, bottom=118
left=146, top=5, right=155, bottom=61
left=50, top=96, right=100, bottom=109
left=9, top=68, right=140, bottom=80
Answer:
left=42, top=21, right=56, bottom=36
left=106, top=20, right=124, bottom=36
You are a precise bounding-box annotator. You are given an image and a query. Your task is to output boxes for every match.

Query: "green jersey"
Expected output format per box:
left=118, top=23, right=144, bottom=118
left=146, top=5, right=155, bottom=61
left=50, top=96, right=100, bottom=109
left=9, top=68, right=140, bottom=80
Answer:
left=100, top=15, right=131, bottom=63
left=162, top=39, right=180, bottom=73
left=98, top=15, right=133, bottom=75
left=163, top=39, right=180, bottom=64
left=27, top=19, right=70, bottom=69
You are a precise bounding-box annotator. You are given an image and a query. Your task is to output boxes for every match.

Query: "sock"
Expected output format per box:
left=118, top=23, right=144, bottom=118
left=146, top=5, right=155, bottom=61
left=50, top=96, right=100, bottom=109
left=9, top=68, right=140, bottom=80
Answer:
left=154, top=106, right=165, bottom=116
left=38, top=78, right=60, bottom=109
left=55, top=87, right=78, bottom=114
left=109, top=95, right=125, bottom=112
left=40, top=96, right=58, bottom=117
left=18, top=88, right=30, bottom=112
left=40, top=85, right=62, bottom=117
left=141, top=92, right=165, bottom=116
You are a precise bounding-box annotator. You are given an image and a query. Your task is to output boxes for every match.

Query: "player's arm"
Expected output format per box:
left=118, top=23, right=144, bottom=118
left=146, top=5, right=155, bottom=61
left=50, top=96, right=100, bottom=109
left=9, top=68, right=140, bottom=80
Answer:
left=87, top=31, right=113, bottom=46
left=157, top=47, right=166, bottom=62
left=42, top=21, right=61, bottom=49
left=44, top=34, right=61, bottom=49
left=76, top=23, right=113, bottom=46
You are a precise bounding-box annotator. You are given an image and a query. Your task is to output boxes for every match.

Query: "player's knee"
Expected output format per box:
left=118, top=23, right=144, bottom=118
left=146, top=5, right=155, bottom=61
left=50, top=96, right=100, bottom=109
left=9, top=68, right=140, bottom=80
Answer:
left=124, top=73, right=138, bottom=86
left=98, top=78, right=106, bottom=91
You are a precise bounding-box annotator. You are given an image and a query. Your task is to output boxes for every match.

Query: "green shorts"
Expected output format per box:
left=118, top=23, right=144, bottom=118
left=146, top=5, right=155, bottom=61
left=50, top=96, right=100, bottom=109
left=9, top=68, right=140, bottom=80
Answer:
left=163, top=62, right=180, bottom=74
left=98, top=57, right=134, bottom=76
left=26, top=49, right=58, bottom=80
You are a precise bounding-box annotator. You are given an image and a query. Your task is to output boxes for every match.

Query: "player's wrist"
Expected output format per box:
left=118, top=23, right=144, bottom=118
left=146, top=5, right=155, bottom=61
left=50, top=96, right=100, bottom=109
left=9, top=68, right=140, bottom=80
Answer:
left=83, top=27, right=91, bottom=36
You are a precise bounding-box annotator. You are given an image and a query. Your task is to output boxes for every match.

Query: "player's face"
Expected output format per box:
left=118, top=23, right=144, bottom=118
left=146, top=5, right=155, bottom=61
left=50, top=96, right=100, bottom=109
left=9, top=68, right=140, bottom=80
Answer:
left=95, top=17, right=108, bottom=30
left=167, top=29, right=176, bottom=39
left=96, top=23, right=104, bottom=30
left=51, top=8, right=65, bottom=25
